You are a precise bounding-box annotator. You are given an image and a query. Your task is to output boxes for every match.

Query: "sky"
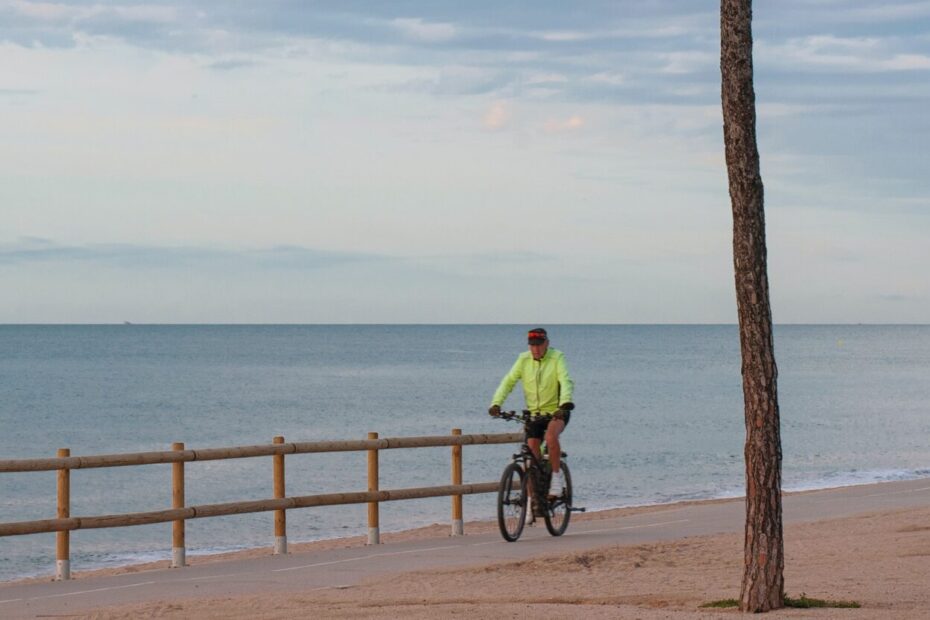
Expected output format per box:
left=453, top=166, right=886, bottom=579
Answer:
left=1, top=1, right=928, bottom=324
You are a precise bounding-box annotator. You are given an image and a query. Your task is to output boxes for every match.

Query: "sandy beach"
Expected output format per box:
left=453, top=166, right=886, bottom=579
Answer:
left=7, top=483, right=929, bottom=619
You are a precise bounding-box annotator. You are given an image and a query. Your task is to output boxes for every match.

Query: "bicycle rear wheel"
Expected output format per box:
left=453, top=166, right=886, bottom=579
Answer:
left=497, top=462, right=527, bottom=542
left=544, top=461, right=572, bottom=536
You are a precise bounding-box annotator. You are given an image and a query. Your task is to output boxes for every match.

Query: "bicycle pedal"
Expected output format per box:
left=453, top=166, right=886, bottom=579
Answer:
left=569, top=506, right=587, bottom=513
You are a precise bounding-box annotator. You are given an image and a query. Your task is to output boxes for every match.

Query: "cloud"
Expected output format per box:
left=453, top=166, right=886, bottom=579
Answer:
left=791, top=1, right=930, bottom=24
left=0, top=87, right=39, bottom=96
left=0, top=1, right=188, bottom=50
left=883, top=53, right=930, bottom=70
left=390, top=17, right=456, bottom=43
left=525, top=22, right=697, bottom=44
left=877, top=293, right=926, bottom=302
left=405, top=251, right=567, bottom=280
left=482, top=101, right=511, bottom=129
left=0, top=240, right=381, bottom=271
left=7, top=1, right=75, bottom=21
left=543, top=115, right=585, bottom=132
left=433, top=66, right=511, bottom=95
left=585, top=71, right=626, bottom=86
left=659, top=50, right=717, bottom=75
left=386, top=66, right=515, bottom=96
left=207, top=58, right=259, bottom=71
left=757, top=102, right=837, bottom=118
left=534, top=30, right=591, bottom=42
left=760, top=35, right=930, bottom=72
left=524, top=72, right=568, bottom=85
left=7, top=1, right=178, bottom=24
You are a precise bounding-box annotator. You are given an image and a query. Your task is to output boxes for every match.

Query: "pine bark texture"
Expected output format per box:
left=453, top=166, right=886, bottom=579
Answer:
left=720, top=0, right=785, bottom=612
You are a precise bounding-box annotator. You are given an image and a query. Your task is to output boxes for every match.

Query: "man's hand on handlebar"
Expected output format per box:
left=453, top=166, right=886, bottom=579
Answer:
left=488, top=404, right=501, bottom=417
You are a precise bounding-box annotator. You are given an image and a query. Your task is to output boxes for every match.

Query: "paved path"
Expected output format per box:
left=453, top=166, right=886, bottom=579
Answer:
left=2, top=478, right=928, bottom=618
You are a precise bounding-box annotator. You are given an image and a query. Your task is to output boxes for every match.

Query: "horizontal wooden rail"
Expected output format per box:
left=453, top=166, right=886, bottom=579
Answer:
left=0, top=433, right=522, bottom=473
left=0, top=482, right=499, bottom=537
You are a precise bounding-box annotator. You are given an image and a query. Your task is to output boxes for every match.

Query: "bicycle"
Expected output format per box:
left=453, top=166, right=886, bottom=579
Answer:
left=494, top=410, right=583, bottom=541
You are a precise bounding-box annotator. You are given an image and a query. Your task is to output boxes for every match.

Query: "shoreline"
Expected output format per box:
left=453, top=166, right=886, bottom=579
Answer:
left=5, top=475, right=928, bottom=588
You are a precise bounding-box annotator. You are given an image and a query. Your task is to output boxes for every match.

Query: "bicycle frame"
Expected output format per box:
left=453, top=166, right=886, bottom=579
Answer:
left=501, top=411, right=557, bottom=509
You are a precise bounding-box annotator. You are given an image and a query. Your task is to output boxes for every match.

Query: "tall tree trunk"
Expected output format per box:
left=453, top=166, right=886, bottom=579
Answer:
left=720, top=0, right=785, bottom=612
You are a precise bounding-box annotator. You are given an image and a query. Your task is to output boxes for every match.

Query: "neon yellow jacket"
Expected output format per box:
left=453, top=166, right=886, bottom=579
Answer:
left=491, top=348, right=574, bottom=414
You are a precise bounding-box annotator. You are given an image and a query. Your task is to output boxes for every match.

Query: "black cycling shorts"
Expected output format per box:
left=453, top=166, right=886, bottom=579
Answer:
left=525, top=411, right=571, bottom=440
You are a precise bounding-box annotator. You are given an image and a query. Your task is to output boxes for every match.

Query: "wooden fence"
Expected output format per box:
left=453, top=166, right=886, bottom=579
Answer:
left=0, top=430, right=522, bottom=581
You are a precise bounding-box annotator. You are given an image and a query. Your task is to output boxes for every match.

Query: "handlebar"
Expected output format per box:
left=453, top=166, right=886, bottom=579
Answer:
left=492, top=409, right=572, bottom=427
left=495, top=409, right=531, bottom=422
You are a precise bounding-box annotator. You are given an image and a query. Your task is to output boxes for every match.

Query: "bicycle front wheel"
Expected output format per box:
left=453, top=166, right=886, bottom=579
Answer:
left=497, top=462, right=527, bottom=542
left=544, top=461, right=572, bottom=536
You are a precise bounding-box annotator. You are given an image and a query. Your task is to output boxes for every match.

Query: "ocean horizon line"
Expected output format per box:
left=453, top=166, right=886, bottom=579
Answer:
left=2, top=322, right=928, bottom=327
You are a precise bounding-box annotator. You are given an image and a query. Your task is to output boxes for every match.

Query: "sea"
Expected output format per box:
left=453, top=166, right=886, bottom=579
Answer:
left=1, top=324, right=928, bottom=582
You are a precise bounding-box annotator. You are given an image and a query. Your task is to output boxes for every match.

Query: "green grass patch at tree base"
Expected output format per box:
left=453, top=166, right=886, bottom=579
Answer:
left=701, top=594, right=861, bottom=610
left=784, top=593, right=861, bottom=609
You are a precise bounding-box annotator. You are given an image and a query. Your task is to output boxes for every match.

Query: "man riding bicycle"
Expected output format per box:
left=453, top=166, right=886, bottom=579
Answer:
left=489, top=327, right=575, bottom=499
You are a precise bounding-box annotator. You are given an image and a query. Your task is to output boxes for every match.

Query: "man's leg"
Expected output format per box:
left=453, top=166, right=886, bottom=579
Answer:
left=544, top=419, right=565, bottom=473
left=527, top=437, right=543, bottom=461
left=526, top=437, right=543, bottom=517
left=545, top=419, right=566, bottom=497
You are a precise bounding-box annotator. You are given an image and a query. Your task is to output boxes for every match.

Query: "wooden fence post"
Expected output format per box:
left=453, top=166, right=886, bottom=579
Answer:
left=367, top=432, right=380, bottom=545
left=56, top=448, right=70, bottom=581
left=273, top=436, right=287, bottom=555
left=451, top=429, right=463, bottom=536
left=171, top=442, right=186, bottom=568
